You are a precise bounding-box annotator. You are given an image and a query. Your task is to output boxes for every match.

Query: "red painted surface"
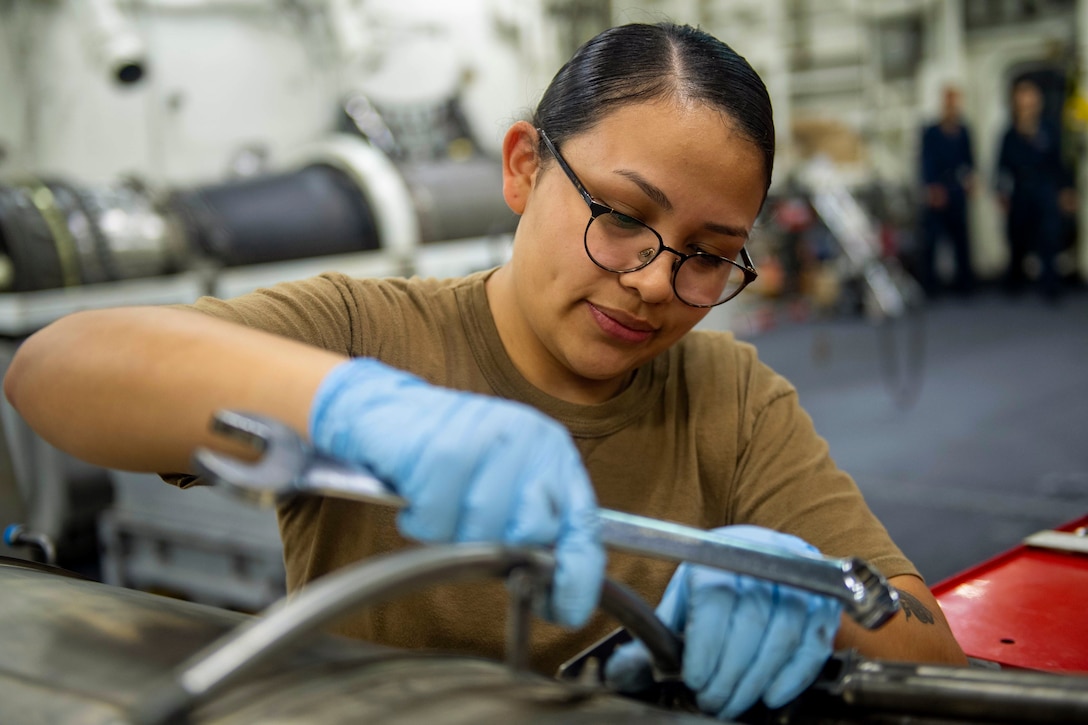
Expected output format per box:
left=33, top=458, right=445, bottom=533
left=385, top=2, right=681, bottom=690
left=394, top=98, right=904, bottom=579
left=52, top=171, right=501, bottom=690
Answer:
left=931, top=515, right=1088, bottom=673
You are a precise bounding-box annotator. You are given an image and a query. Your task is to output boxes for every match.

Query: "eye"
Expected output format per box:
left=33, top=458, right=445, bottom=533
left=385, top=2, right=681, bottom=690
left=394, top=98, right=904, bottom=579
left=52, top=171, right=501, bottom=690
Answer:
left=690, top=252, right=729, bottom=270
left=686, top=241, right=738, bottom=260
left=602, top=211, right=644, bottom=230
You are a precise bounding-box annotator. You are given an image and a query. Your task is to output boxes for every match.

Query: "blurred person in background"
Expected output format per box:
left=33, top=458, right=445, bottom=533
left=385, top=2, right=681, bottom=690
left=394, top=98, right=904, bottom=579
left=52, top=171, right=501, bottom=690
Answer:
left=995, top=77, right=1075, bottom=303
left=918, top=84, right=976, bottom=299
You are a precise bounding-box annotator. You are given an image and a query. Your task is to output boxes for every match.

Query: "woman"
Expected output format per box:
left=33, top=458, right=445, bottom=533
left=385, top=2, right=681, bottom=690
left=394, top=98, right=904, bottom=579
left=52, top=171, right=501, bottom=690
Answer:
left=4, top=22, right=965, bottom=721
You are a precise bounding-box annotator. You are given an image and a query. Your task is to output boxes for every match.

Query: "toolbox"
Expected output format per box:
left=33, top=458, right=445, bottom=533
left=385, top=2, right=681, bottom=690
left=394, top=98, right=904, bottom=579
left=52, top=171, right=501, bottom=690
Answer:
left=932, top=514, right=1088, bottom=673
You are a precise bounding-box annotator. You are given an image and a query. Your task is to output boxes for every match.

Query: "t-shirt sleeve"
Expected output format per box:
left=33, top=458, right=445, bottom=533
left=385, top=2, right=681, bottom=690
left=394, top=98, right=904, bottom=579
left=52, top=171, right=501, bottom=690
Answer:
left=175, top=272, right=360, bottom=357
left=729, top=355, right=919, bottom=582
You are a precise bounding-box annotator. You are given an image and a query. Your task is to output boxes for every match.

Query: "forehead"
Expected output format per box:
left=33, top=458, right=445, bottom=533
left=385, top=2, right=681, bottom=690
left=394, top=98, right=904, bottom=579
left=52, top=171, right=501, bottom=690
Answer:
left=1014, top=82, right=1040, bottom=98
left=574, top=99, right=764, bottom=170
left=562, top=99, right=768, bottom=224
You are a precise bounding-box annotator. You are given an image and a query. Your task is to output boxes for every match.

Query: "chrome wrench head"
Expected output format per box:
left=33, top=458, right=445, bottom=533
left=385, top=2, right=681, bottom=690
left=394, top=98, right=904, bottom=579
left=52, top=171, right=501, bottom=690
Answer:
left=191, top=410, right=311, bottom=506
left=840, top=558, right=900, bottom=629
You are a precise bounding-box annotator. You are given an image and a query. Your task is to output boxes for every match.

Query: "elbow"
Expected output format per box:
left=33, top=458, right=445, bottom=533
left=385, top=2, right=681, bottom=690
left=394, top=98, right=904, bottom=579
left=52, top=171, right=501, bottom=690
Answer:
left=4, top=330, right=39, bottom=414
left=3, top=354, right=18, bottom=409
left=3, top=311, right=86, bottom=420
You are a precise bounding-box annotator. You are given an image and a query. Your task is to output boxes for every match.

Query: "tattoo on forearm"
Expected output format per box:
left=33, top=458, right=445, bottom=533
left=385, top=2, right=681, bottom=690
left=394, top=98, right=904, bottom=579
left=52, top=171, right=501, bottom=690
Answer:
left=897, top=590, right=935, bottom=624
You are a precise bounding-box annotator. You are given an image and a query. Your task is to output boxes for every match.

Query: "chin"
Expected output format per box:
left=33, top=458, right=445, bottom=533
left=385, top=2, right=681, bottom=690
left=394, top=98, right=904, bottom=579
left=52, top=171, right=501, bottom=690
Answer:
left=568, top=350, right=647, bottom=383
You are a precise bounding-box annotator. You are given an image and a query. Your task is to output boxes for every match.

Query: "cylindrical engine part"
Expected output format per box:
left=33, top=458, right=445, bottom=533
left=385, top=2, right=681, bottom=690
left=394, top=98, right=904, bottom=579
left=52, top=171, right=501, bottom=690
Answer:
left=0, top=557, right=708, bottom=724
left=168, top=163, right=381, bottom=267
left=0, top=179, right=187, bottom=292
left=46, top=181, right=113, bottom=286
left=75, top=182, right=188, bottom=281
left=0, top=136, right=516, bottom=292
left=398, top=156, right=519, bottom=243
left=0, top=182, right=69, bottom=292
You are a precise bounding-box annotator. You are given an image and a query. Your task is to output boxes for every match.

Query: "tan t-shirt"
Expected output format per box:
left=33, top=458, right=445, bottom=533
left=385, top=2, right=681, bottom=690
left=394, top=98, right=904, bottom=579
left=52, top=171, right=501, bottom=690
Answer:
left=171, top=269, right=915, bottom=673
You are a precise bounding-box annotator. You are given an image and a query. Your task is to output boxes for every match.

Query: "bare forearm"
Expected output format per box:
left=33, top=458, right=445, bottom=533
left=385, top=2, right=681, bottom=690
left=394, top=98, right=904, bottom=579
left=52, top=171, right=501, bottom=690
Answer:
left=4, top=306, right=345, bottom=473
left=835, top=574, right=968, bottom=665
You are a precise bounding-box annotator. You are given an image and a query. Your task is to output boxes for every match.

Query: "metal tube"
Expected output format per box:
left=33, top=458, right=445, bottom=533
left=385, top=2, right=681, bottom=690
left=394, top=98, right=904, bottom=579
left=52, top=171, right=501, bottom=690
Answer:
left=807, top=655, right=1088, bottom=723
left=129, top=545, right=681, bottom=725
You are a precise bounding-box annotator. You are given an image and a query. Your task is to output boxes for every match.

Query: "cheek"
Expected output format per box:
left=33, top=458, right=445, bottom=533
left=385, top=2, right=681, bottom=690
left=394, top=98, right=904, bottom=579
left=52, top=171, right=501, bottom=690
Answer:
left=517, top=209, right=596, bottom=286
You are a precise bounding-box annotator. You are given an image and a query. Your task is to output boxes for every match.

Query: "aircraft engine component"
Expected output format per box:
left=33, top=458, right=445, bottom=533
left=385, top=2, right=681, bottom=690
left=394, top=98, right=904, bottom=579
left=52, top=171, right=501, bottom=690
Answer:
left=399, top=156, right=519, bottom=244
left=0, top=135, right=514, bottom=293
left=4, top=538, right=1088, bottom=725
left=0, top=553, right=706, bottom=725
left=80, top=0, right=147, bottom=86
left=167, top=163, right=382, bottom=268
left=0, top=179, right=188, bottom=293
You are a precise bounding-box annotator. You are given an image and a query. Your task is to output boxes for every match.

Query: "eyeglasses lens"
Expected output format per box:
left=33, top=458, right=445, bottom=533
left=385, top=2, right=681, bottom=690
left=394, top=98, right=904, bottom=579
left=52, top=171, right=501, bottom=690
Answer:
left=585, top=213, right=745, bottom=306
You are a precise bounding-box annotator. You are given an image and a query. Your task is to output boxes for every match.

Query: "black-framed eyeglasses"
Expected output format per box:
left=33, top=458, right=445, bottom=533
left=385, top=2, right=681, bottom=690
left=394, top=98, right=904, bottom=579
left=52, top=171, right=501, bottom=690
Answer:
left=538, top=128, right=758, bottom=308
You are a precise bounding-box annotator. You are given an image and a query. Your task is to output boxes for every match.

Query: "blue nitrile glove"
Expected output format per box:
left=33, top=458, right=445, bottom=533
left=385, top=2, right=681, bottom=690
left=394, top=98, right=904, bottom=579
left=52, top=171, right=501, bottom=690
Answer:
left=604, top=525, right=842, bottom=721
left=309, top=357, right=605, bottom=627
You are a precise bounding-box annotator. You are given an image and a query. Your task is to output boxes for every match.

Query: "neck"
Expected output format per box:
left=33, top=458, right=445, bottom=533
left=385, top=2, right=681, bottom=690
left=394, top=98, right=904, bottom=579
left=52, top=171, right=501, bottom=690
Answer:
left=485, top=266, right=627, bottom=405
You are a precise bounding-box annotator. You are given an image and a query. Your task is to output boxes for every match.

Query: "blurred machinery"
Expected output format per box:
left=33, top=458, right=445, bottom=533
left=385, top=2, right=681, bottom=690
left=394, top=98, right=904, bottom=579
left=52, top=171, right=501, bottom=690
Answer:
left=0, top=0, right=521, bottom=606
left=756, top=160, right=926, bottom=409
left=0, top=114, right=519, bottom=606
left=801, top=159, right=928, bottom=409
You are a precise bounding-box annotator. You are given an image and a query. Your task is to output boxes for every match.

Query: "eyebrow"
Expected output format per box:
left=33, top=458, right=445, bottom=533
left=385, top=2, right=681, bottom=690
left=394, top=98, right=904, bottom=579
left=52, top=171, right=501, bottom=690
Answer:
left=615, top=169, right=673, bottom=211
left=614, top=169, right=751, bottom=241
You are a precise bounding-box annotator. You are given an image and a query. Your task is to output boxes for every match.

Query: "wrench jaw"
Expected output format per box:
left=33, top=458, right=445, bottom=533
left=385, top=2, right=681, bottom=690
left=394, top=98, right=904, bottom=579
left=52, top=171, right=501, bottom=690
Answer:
left=191, top=410, right=309, bottom=508
left=840, top=558, right=901, bottom=629
left=192, top=449, right=281, bottom=507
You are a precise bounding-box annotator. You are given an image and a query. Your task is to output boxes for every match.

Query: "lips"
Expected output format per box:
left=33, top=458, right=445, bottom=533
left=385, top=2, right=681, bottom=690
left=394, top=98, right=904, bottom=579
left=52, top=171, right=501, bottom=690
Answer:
left=586, top=302, right=657, bottom=343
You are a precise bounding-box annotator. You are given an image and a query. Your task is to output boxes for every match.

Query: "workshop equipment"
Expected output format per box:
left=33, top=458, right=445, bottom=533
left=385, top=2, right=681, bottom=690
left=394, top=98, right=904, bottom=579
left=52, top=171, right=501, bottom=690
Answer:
left=0, top=554, right=707, bottom=725
left=2, top=522, right=55, bottom=564
left=933, top=514, right=1088, bottom=673
left=3, top=411, right=1087, bottom=724
left=5, top=512, right=1086, bottom=725
left=557, top=629, right=1088, bottom=723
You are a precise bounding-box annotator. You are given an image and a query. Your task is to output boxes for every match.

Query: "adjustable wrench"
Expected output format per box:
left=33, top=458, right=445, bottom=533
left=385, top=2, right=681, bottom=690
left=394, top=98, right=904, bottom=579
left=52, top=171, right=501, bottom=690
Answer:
left=193, top=410, right=899, bottom=629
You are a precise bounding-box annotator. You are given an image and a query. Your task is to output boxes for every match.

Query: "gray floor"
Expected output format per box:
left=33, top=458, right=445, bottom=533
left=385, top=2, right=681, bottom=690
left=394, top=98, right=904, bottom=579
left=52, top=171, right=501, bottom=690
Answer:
left=742, top=289, right=1088, bottom=585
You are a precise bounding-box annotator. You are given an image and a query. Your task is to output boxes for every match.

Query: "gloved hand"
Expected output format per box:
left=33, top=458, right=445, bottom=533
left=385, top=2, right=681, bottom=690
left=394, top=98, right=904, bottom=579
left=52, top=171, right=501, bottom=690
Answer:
left=605, top=525, right=842, bottom=720
left=309, top=357, right=605, bottom=627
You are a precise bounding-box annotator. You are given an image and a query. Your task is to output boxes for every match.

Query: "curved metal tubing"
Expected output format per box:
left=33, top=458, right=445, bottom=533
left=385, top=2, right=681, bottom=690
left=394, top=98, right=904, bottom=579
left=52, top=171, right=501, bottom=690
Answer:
left=129, top=544, right=681, bottom=725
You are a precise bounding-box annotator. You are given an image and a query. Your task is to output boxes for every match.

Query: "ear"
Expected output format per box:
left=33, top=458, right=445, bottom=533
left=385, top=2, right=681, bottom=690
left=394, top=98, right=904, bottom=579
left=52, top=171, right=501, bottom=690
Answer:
left=501, top=121, right=541, bottom=215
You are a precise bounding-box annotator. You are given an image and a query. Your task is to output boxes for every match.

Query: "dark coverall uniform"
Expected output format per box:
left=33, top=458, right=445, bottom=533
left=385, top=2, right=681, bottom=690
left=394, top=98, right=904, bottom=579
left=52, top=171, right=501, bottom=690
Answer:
left=995, top=121, right=1067, bottom=299
left=919, top=122, right=975, bottom=297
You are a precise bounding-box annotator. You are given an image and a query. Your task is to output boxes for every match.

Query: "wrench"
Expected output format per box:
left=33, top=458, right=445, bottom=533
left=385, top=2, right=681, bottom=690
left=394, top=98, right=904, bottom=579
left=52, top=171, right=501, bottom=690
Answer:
left=193, top=410, right=899, bottom=629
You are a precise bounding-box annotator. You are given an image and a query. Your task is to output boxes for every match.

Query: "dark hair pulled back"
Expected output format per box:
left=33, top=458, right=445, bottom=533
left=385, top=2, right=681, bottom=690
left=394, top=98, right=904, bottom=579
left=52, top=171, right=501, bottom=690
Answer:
left=532, top=22, right=775, bottom=195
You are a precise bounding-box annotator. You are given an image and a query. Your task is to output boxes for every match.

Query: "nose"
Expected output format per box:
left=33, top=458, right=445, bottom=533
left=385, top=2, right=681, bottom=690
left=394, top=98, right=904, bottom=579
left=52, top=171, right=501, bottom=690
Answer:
left=617, top=250, right=677, bottom=304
